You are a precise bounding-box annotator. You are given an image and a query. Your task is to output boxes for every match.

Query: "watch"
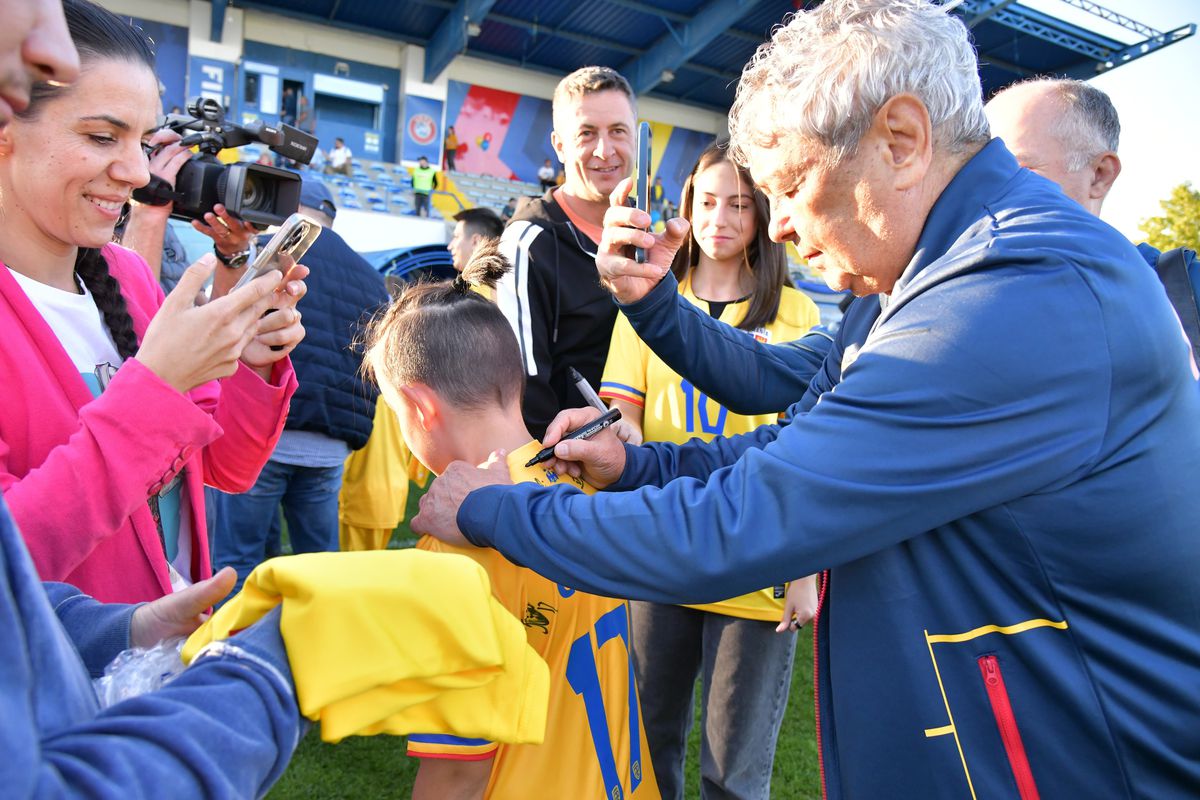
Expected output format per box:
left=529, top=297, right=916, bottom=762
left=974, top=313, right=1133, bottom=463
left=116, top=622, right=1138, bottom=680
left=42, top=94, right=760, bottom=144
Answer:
left=214, top=245, right=250, bottom=269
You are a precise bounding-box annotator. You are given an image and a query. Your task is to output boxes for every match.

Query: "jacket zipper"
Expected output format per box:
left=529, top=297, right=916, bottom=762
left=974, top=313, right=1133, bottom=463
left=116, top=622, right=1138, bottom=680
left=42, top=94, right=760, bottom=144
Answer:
left=813, top=570, right=829, bottom=800
left=978, top=654, right=1040, bottom=800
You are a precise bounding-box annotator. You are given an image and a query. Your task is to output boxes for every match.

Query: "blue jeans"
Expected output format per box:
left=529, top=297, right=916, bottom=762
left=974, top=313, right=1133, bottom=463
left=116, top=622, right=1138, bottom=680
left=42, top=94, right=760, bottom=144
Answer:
left=213, top=460, right=343, bottom=593
left=631, top=601, right=797, bottom=800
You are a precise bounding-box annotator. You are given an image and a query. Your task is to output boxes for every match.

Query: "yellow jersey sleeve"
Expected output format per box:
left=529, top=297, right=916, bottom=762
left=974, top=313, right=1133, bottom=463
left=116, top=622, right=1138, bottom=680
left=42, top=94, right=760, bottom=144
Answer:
left=599, top=312, right=649, bottom=409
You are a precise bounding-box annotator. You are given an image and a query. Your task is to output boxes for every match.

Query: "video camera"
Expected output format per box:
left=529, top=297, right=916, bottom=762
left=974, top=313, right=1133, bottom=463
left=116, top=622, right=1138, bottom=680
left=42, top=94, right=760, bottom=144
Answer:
left=132, top=96, right=319, bottom=227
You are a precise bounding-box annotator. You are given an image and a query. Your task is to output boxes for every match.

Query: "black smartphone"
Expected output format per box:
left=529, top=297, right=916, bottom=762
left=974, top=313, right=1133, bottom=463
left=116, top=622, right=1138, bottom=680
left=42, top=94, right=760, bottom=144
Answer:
left=634, top=121, right=652, bottom=264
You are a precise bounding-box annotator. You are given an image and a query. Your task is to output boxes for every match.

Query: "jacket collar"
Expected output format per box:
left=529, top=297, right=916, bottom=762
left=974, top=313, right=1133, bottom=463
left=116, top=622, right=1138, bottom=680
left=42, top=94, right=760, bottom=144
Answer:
left=891, top=138, right=1022, bottom=299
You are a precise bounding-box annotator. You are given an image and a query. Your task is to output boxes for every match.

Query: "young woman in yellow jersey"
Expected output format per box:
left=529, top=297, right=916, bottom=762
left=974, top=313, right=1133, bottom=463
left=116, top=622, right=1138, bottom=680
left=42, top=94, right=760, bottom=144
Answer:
left=600, top=143, right=819, bottom=800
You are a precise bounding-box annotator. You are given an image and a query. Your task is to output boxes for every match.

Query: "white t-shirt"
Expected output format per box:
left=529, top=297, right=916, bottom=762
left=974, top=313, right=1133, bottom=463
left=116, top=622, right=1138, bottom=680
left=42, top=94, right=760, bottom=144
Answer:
left=7, top=266, right=192, bottom=591
left=7, top=267, right=121, bottom=374
left=329, top=145, right=352, bottom=168
left=537, top=164, right=556, bottom=181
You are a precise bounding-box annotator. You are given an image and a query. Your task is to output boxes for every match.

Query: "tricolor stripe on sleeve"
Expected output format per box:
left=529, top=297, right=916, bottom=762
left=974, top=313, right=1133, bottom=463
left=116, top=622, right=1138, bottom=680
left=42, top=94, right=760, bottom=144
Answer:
left=599, top=381, right=646, bottom=408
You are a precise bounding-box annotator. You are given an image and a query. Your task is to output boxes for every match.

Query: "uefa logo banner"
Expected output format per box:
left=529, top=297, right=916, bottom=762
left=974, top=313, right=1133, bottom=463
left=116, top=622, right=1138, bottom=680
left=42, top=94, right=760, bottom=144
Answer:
left=403, top=94, right=444, bottom=163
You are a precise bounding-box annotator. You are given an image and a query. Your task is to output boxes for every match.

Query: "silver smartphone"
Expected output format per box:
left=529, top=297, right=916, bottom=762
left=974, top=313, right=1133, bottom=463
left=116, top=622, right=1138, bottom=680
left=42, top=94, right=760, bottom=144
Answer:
left=231, top=212, right=321, bottom=291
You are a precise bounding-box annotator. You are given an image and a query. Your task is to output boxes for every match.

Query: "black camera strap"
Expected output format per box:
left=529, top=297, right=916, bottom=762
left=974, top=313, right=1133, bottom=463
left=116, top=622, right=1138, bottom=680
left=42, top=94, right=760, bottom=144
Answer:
left=131, top=174, right=184, bottom=207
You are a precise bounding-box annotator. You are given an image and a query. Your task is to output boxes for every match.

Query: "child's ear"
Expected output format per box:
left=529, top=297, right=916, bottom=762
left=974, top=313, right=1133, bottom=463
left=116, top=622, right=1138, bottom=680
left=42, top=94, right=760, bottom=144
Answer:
left=400, top=384, right=440, bottom=432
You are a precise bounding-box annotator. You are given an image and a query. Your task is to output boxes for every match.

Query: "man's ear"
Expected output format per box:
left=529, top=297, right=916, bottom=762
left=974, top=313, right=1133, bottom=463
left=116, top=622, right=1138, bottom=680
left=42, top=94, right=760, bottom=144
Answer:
left=1088, top=151, right=1121, bottom=203
left=0, top=126, right=13, bottom=157
left=400, top=383, right=441, bottom=432
left=871, top=93, right=933, bottom=192
left=550, top=130, right=565, bottom=164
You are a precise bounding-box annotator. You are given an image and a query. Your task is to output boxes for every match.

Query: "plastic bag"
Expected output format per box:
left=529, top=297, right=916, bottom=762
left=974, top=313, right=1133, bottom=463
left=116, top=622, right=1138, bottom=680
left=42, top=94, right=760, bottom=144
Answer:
left=93, top=637, right=187, bottom=708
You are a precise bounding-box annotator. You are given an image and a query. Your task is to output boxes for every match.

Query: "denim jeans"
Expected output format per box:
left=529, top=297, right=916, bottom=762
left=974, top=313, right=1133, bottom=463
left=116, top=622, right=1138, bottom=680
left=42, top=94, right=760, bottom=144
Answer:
left=213, top=460, right=343, bottom=593
left=631, top=601, right=797, bottom=800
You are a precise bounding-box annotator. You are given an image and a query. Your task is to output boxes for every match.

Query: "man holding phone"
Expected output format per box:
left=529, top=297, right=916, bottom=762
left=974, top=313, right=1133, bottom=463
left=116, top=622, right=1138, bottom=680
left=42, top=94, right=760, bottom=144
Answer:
left=214, top=177, right=389, bottom=594
left=496, top=66, right=637, bottom=439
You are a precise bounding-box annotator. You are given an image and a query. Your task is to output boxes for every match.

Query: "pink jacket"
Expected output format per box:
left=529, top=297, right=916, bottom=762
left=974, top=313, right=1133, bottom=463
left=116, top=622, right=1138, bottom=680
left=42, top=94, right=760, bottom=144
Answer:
left=0, top=244, right=296, bottom=603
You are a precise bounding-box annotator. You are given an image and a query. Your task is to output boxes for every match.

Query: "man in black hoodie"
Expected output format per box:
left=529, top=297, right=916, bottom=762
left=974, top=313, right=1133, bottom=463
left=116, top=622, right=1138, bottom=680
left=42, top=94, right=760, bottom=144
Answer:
left=496, top=67, right=636, bottom=439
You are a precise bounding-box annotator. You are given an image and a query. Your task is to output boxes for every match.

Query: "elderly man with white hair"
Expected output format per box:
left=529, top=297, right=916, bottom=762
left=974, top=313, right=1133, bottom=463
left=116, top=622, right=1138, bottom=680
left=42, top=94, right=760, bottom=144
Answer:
left=414, top=1, right=1200, bottom=796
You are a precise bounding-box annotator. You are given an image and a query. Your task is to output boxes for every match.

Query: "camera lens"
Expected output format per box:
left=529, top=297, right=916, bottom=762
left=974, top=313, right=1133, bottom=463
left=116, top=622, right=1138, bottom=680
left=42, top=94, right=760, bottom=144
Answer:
left=283, top=226, right=304, bottom=251
left=242, top=173, right=267, bottom=210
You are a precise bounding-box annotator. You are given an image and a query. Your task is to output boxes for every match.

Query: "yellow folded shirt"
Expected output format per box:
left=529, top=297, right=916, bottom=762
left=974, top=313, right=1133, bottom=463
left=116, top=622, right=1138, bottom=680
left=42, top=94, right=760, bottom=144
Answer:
left=183, top=550, right=548, bottom=744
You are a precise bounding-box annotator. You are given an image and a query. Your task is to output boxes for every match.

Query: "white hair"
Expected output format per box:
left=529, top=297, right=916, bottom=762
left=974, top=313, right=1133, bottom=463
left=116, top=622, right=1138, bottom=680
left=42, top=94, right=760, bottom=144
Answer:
left=728, top=0, right=991, bottom=167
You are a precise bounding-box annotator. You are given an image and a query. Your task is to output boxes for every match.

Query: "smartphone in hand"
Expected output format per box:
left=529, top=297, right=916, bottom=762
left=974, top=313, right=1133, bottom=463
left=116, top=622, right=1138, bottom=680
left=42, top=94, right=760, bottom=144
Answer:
left=231, top=212, right=321, bottom=291
left=634, top=121, right=652, bottom=264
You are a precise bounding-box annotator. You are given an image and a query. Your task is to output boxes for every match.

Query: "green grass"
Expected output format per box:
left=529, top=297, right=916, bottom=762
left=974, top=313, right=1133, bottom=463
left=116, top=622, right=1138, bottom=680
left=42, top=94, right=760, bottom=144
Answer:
left=268, top=485, right=821, bottom=799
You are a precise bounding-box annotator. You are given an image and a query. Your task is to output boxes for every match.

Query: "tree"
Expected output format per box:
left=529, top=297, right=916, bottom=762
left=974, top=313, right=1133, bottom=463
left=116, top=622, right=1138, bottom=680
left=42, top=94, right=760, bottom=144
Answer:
left=1140, top=182, right=1200, bottom=252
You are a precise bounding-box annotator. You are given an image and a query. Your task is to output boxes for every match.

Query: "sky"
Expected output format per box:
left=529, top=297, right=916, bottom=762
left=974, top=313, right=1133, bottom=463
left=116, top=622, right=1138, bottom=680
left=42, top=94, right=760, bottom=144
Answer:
left=1022, top=0, right=1200, bottom=241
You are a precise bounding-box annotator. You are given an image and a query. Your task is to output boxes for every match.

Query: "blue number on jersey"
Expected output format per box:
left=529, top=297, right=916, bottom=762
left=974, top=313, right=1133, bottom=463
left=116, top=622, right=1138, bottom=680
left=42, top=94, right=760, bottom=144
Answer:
left=565, top=603, right=644, bottom=798
left=680, top=379, right=729, bottom=435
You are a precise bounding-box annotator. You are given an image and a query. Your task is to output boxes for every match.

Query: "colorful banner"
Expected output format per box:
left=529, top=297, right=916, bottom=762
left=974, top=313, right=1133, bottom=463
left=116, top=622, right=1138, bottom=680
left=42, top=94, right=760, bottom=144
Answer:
left=445, top=80, right=714, bottom=201
left=402, top=94, right=444, bottom=164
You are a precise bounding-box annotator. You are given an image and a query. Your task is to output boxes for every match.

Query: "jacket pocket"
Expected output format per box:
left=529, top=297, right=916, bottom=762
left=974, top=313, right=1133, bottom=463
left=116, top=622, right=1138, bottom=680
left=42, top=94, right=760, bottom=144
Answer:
left=978, top=654, right=1040, bottom=800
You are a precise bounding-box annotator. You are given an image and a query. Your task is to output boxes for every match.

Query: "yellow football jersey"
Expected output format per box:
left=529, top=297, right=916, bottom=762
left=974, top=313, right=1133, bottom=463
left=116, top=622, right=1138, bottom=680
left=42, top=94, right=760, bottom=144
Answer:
left=599, top=274, right=820, bottom=621
left=407, top=440, right=660, bottom=800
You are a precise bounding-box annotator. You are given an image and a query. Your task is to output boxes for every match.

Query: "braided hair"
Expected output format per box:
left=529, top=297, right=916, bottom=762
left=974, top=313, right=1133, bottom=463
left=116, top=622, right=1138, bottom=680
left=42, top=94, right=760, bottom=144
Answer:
left=364, top=237, right=524, bottom=411
left=15, top=0, right=156, bottom=362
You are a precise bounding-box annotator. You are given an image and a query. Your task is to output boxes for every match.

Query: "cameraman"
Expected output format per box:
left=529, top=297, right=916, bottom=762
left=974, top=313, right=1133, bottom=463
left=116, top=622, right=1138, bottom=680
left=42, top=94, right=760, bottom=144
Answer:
left=121, top=127, right=258, bottom=293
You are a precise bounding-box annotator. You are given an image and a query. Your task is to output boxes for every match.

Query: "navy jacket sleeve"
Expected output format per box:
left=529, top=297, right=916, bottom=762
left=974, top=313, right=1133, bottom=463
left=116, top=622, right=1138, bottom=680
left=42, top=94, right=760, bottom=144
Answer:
left=618, top=272, right=834, bottom=414
left=611, top=424, right=781, bottom=491
left=43, top=582, right=134, bottom=678
left=459, top=276, right=1110, bottom=603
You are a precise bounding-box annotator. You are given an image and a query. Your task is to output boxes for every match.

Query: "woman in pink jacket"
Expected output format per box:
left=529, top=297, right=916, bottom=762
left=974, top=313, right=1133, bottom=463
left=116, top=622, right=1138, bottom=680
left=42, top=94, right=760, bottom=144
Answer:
left=0, top=0, right=306, bottom=603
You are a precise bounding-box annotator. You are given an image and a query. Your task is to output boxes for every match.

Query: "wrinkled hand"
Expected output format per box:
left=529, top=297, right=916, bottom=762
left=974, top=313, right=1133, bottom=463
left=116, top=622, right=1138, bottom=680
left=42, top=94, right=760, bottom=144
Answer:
left=137, top=256, right=289, bottom=392
left=411, top=451, right=513, bottom=547
left=238, top=256, right=309, bottom=370
left=194, top=203, right=259, bottom=261
left=541, top=407, right=628, bottom=489
left=597, top=177, right=691, bottom=305
left=130, top=567, right=236, bottom=648
left=775, top=574, right=819, bottom=633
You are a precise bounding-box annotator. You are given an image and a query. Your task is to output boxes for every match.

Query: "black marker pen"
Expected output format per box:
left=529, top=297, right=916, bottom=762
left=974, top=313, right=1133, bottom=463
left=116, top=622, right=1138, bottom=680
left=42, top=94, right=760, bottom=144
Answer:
left=568, top=366, right=607, bottom=413
left=524, top=408, right=622, bottom=468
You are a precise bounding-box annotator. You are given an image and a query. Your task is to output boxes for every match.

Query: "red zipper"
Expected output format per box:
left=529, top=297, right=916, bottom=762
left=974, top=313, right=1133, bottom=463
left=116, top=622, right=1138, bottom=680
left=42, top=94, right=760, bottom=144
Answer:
left=978, top=654, right=1040, bottom=800
left=813, top=570, right=829, bottom=800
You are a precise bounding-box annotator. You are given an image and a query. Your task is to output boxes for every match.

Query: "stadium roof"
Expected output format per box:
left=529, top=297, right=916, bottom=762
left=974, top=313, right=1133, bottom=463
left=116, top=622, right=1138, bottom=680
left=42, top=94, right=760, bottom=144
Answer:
left=222, top=0, right=1195, bottom=112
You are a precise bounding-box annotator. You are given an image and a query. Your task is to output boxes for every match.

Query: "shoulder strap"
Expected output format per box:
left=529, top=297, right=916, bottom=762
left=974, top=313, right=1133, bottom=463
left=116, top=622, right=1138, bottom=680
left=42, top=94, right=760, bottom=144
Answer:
left=1154, top=247, right=1200, bottom=366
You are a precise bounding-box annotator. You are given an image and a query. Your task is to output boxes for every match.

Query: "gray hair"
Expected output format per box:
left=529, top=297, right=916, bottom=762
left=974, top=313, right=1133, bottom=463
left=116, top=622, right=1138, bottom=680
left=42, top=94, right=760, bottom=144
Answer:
left=553, top=66, right=635, bottom=113
left=728, top=0, right=990, bottom=167
left=1010, top=77, right=1121, bottom=171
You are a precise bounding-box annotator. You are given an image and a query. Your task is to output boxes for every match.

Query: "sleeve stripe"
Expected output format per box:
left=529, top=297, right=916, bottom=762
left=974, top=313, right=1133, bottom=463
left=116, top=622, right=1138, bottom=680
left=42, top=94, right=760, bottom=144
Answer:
left=407, top=734, right=492, bottom=746
left=599, top=390, right=645, bottom=408
left=600, top=381, right=645, bottom=398
left=497, top=221, right=542, bottom=377
left=406, top=749, right=496, bottom=762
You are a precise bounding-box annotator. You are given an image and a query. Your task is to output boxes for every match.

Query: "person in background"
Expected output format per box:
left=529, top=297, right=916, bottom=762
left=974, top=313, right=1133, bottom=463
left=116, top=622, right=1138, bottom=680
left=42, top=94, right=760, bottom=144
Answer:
left=325, top=136, right=352, bottom=176
left=600, top=142, right=819, bottom=800
left=496, top=66, right=636, bottom=439
left=448, top=207, right=504, bottom=273
left=444, top=125, right=458, bottom=172
left=537, top=157, right=556, bottom=192
left=650, top=175, right=665, bottom=214
left=412, top=155, right=439, bottom=218
left=500, top=197, right=516, bottom=222
left=296, top=92, right=313, bottom=134
left=280, top=85, right=296, bottom=127
left=985, top=77, right=1200, bottom=353
left=214, top=176, right=387, bottom=594
left=0, top=0, right=304, bottom=604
